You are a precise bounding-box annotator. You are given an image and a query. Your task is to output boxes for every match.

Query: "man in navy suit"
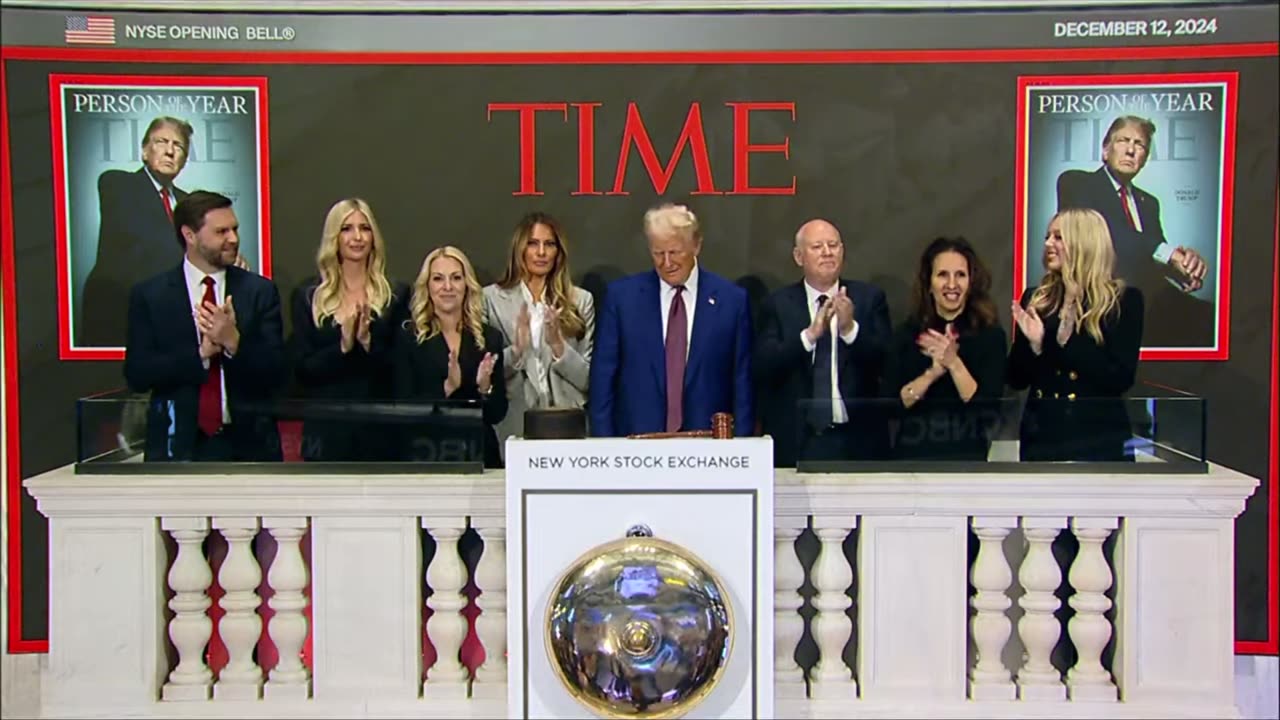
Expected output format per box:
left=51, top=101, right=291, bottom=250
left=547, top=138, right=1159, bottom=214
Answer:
left=1056, top=115, right=1212, bottom=349
left=124, top=190, right=285, bottom=461
left=589, top=203, right=754, bottom=437
left=754, top=219, right=891, bottom=466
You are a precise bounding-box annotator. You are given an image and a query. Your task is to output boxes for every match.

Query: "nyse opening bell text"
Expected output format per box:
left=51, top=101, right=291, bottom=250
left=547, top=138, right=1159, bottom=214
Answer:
left=124, top=23, right=295, bottom=42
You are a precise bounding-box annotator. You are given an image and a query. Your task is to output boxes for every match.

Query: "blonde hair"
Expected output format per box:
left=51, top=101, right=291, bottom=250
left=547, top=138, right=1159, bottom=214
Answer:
left=496, top=212, right=586, bottom=339
left=311, top=198, right=394, bottom=328
left=409, top=246, right=485, bottom=349
left=1030, top=208, right=1125, bottom=344
left=643, top=203, right=702, bottom=244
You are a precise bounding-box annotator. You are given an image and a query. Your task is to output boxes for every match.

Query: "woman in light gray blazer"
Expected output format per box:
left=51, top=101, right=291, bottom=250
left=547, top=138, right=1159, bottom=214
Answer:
left=483, top=212, right=595, bottom=456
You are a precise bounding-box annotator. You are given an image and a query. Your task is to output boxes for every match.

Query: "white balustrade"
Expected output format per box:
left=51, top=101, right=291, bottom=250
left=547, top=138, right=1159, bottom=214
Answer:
left=773, top=521, right=807, bottom=700
left=22, top=464, right=1256, bottom=719
left=212, top=516, right=264, bottom=700
left=471, top=521, right=507, bottom=700
left=1066, top=517, right=1118, bottom=702
left=1016, top=518, right=1066, bottom=702
left=808, top=519, right=856, bottom=700
left=421, top=521, right=469, bottom=700
left=161, top=517, right=214, bottom=701
left=968, top=516, right=1016, bottom=701
left=263, top=516, right=311, bottom=700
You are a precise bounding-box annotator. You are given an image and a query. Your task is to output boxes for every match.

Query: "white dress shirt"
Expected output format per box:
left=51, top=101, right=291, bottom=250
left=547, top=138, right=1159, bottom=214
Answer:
left=519, top=281, right=553, bottom=403
left=1105, top=169, right=1173, bottom=264
left=659, top=263, right=699, bottom=359
left=799, top=280, right=859, bottom=425
left=182, top=258, right=230, bottom=424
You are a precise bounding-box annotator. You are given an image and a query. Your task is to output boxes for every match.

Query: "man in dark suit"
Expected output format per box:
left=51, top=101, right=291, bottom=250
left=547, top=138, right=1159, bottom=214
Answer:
left=589, top=203, right=754, bottom=437
left=1056, top=115, right=1212, bottom=349
left=123, top=190, right=285, bottom=461
left=754, top=219, right=891, bottom=466
left=81, top=116, right=195, bottom=348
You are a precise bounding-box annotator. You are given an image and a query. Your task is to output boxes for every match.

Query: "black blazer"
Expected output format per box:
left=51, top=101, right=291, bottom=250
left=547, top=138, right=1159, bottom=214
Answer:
left=82, top=168, right=188, bottom=348
left=123, top=264, right=286, bottom=461
left=1008, top=285, right=1144, bottom=461
left=884, top=316, right=1007, bottom=461
left=391, top=323, right=508, bottom=468
left=753, top=279, right=891, bottom=466
left=289, top=279, right=410, bottom=461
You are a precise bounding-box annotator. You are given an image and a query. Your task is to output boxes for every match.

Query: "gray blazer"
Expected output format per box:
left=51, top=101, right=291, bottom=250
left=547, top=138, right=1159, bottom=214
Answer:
left=482, top=283, right=595, bottom=454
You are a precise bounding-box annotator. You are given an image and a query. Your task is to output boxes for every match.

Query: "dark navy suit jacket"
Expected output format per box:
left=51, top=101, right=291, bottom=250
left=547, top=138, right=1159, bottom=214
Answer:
left=589, top=268, right=754, bottom=437
left=123, top=264, right=286, bottom=461
left=83, top=167, right=188, bottom=347
left=753, top=279, right=890, bottom=465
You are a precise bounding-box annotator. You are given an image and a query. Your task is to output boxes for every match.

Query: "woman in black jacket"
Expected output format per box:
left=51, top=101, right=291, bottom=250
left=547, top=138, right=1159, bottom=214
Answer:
left=291, top=198, right=408, bottom=461
left=1009, top=208, right=1144, bottom=461
left=886, top=237, right=1007, bottom=460
left=393, top=245, right=507, bottom=468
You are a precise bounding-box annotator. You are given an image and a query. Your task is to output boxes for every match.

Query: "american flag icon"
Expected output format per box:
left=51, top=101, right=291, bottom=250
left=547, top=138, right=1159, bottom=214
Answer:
left=65, top=16, right=116, bottom=45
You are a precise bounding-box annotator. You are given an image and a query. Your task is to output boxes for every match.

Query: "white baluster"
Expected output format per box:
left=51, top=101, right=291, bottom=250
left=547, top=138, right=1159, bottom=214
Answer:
left=969, top=517, right=1016, bottom=701
left=774, top=523, right=807, bottom=700
left=263, top=517, right=310, bottom=700
left=1016, top=518, right=1066, bottom=701
left=213, top=517, right=263, bottom=700
left=422, top=522, right=469, bottom=699
left=1067, top=518, right=1118, bottom=702
left=809, top=519, right=857, bottom=700
left=162, top=517, right=213, bottom=701
left=471, top=521, right=507, bottom=700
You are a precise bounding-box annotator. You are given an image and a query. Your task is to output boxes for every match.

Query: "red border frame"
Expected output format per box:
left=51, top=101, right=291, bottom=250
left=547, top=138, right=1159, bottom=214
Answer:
left=1012, top=71, right=1238, bottom=362
left=48, top=73, right=272, bottom=361
left=2, top=42, right=1277, bottom=657
left=1236, top=188, right=1280, bottom=656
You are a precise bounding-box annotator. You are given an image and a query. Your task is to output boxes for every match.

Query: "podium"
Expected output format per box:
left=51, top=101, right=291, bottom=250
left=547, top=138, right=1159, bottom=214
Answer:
left=505, top=437, right=774, bottom=719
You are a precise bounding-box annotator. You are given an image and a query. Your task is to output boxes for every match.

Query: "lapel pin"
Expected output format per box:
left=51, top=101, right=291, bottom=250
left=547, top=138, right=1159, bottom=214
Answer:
left=709, top=297, right=716, bottom=305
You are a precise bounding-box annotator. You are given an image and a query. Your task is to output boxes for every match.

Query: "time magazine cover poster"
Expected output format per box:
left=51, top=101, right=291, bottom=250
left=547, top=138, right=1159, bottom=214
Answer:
left=50, top=74, right=271, bottom=360
left=1015, top=72, right=1237, bottom=361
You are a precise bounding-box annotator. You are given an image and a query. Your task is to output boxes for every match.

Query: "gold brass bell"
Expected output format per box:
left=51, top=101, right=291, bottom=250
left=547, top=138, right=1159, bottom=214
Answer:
left=544, top=524, right=733, bottom=719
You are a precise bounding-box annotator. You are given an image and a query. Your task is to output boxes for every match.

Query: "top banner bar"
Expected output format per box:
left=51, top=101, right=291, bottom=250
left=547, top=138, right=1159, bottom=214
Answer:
left=2, top=4, right=1277, bottom=52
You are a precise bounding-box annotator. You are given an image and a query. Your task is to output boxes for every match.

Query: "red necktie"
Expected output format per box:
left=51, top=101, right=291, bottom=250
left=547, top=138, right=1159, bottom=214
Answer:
left=1118, top=185, right=1136, bottom=229
left=160, top=187, right=173, bottom=220
left=197, top=276, right=223, bottom=437
left=665, top=286, right=687, bottom=432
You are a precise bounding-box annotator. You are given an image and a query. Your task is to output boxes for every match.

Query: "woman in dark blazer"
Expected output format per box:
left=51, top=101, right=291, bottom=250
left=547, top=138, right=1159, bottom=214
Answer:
left=393, top=245, right=507, bottom=468
left=886, top=237, right=1007, bottom=461
left=1009, top=208, right=1144, bottom=461
left=291, top=198, right=409, bottom=461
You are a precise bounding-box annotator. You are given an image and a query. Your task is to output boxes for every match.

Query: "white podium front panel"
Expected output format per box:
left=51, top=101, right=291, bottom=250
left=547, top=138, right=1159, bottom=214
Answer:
left=506, top=438, right=774, bottom=720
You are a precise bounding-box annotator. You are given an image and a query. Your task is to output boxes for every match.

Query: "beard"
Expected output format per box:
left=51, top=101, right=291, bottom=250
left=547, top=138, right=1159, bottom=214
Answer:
left=198, top=243, right=235, bottom=270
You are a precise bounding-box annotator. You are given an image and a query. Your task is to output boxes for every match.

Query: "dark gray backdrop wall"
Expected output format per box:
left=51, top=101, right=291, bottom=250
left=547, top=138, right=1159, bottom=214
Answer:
left=4, top=54, right=1276, bottom=647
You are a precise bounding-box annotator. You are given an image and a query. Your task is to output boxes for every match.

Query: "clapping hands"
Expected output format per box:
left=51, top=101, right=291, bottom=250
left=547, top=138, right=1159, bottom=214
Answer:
left=917, top=322, right=959, bottom=374
left=1011, top=301, right=1045, bottom=355
left=196, top=295, right=238, bottom=357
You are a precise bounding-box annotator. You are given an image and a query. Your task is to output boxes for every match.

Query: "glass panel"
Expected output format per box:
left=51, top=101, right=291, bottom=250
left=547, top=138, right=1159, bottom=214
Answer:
left=789, top=393, right=1206, bottom=472
left=75, top=390, right=489, bottom=473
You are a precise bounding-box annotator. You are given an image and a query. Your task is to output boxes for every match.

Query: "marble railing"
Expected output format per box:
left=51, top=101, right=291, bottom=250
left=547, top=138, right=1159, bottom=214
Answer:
left=22, top=462, right=1256, bottom=718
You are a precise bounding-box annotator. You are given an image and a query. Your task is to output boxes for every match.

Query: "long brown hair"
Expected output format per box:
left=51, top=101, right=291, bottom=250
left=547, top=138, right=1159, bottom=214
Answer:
left=496, top=212, right=586, bottom=339
left=907, top=236, right=996, bottom=332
